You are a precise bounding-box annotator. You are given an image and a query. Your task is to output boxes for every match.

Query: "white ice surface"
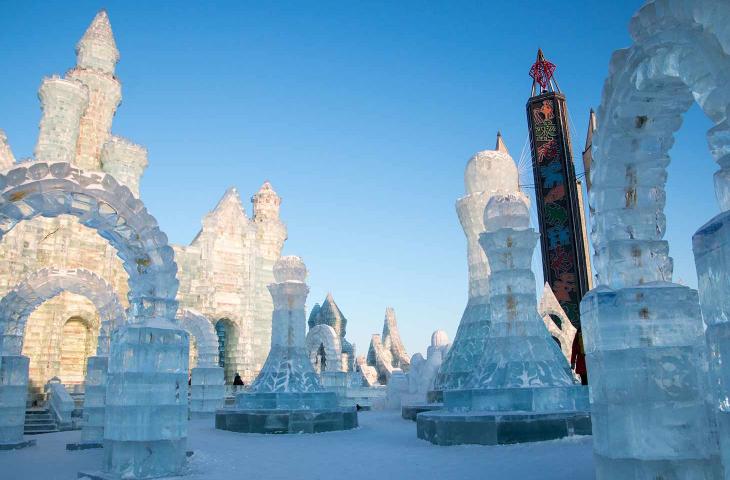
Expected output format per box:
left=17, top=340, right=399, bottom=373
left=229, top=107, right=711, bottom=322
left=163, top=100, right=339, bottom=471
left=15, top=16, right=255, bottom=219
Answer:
left=0, top=411, right=594, bottom=480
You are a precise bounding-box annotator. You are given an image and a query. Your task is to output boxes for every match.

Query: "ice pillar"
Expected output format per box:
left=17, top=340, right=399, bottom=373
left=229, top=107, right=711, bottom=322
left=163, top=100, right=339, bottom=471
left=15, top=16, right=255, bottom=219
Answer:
left=101, top=322, right=189, bottom=478
left=0, top=356, right=33, bottom=449
left=78, top=355, right=108, bottom=447
left=190, top=366, right=224, bottom=418
left=693, top=121, right=730, bottom=478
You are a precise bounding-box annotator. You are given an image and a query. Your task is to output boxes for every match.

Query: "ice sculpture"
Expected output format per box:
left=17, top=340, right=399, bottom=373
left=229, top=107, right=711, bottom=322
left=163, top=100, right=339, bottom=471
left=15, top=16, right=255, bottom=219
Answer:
left=216, top=256, right=358, bottom=433
left=308, top=293, right=355, bottom=371
left=395, top=330, right=451, bottom=419
left=583, top=0, right=728, bottom=477
left=0, top=11, right=188, bottom=477
left=418, top=193, right=590, bottom=445
left=367, top=307, right=410, bottom=384
left=432, top=133, right=519, bottom=397
left=0, top=268, right=125, bottom=450
left=305, top=324, right=344, bottom=373
left=538, top=282, right=576, bottom=365
left=177, top=309, right=225, bottom=418
left=0, top=159, right=189, bottom=478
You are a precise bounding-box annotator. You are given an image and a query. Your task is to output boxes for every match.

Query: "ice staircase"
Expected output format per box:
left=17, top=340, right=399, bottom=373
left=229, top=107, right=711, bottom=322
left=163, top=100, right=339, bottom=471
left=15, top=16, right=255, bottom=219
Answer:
left=24, top=408, right=59, bottom=435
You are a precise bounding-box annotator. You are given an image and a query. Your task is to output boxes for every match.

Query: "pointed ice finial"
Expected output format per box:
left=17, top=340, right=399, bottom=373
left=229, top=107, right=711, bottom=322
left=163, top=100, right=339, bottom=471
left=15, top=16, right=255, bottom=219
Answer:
left=582, top=109, right=597, bottom=191
left=259, top=180, right=274, bottom=193
left=495, top=131, right=509, bottom=155
left=76, top=10, right=119, bottom=74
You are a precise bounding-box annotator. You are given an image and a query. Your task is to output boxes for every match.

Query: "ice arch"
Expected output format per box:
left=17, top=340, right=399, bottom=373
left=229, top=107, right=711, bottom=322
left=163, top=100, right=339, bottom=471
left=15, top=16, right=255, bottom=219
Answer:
left=177, top=308, right=218, bottom=367
left=0, top=161, right=187, bottom=476
left=0, top=161, right=179, bottom=318
left=584, top=1, right=730, bottom=478
left=0, top=267, right=126, bottom=357
left=305, top=324, right=343, bottom=373
left=590, top=0, right=730, bottom=287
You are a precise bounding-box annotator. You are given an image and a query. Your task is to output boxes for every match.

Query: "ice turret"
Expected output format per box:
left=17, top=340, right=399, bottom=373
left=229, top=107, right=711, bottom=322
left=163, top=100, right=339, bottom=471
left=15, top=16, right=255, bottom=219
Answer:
left=35, top=76, right=89, bottom=164
left=250, top=181, right=287, bottom=374
left=67, top=11, right=122, bottom=171
left=101, top=136, right=148, bottom=197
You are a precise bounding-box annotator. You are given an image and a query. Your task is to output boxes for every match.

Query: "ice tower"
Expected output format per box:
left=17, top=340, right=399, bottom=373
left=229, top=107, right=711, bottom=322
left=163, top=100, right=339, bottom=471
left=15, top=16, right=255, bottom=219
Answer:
left=431, top=133, right=519, bottom=398
left=418, top=193, right=590, bottom=445
left=216, top=256, right=357, bottom=433
left=250, top=182, right=288, bottom=375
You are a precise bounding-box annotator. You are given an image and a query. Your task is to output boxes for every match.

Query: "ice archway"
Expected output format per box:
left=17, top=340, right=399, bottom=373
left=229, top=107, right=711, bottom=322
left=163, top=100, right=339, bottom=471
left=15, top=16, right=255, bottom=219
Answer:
left=583, top=0, right=730, bottom=478
left=0, top=267, right=126, bottom=357
left=0, top=160, right=187, bottom=477
left=177, top=308, right=219, bottom=367
left=0, top=161, right=178, bottom=318
left=176, top=309, right=225, bottom=417
left=306, top=324, right=343, bottom=373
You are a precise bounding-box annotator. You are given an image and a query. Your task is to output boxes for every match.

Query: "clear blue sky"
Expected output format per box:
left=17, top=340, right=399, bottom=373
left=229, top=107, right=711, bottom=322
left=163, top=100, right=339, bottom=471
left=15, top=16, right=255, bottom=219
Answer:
left=0, top=1, right=717, bottom=357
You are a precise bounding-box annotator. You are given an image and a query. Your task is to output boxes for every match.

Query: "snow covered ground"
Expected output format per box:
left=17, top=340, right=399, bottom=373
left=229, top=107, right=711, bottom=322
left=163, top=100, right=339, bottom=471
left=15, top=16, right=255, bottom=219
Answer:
left=0, top=411, right=595, bottom=479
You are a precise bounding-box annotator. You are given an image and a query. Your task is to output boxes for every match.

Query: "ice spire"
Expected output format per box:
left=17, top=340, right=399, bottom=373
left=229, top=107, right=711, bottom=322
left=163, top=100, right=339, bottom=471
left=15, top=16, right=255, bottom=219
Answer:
left=495, top=131, right=509, bottom=155
left=582, top=109, right=596, bottom=191
left=0, top=129, right=16, bottom=169
left=76, top=10, right=119, bottom=74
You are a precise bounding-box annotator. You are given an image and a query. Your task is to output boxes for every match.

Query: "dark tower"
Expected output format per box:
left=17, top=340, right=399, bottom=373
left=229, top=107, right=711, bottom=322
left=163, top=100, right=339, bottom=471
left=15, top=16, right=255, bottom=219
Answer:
left=526, top=50, right=591, bottom=381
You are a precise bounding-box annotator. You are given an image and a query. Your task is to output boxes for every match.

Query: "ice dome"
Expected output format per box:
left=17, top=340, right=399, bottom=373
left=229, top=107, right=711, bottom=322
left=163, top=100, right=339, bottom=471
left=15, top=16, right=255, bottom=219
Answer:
left=431, top=329, right=450, bottom=347
left=273, top=255, right=307, bottom=283
left=484, top=192, right=530, bottom=232
left=464, top=133, right=519, bottom=195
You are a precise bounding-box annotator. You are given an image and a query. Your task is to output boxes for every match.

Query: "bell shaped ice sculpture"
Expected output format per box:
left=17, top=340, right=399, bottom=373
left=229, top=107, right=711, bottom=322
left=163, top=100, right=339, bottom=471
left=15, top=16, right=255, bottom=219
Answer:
left=418, top=193, right=590, bottom=445
left=216, top=256, right=358, bottom=433
left=433, top=134, right=520, bottom=397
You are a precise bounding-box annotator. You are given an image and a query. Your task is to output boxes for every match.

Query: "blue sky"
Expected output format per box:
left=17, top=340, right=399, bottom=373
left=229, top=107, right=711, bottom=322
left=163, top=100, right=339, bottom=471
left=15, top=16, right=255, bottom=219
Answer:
left=0, top=1, right=717, bottom=356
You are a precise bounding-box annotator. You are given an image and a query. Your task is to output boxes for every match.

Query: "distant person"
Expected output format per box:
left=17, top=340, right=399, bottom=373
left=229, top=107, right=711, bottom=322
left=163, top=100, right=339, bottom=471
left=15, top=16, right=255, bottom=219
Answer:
left=571, top=333, right=588, bottom=385
left=233, top=373, right=244, bottom=387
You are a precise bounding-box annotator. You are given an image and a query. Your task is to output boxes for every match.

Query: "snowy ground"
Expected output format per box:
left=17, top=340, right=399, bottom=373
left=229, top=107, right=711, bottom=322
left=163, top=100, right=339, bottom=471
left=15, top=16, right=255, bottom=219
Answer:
left=0, top=411, right=595, bottom=479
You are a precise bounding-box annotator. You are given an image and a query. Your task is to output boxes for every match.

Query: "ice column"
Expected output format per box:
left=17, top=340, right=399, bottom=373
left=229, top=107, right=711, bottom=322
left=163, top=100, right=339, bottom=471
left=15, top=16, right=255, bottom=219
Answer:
left=0, top=356, right=34, bottom=449
left=433, top=135, right=519, bottom=394
left=468, top=193, right=576, bottom=392
left=102, top=322, right=189, bottom=478
left=244, top=256, right=324, bottom=400
left=78, top=355, right=108, bottom=447
left=693, top=86, right=730, bottom=480
left=34, top=77, right=89, bottom=164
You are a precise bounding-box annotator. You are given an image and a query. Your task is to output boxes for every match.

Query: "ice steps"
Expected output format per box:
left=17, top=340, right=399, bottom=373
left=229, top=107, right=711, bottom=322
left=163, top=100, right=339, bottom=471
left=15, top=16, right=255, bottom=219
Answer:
left=24, top=408, right=59, bottom=435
